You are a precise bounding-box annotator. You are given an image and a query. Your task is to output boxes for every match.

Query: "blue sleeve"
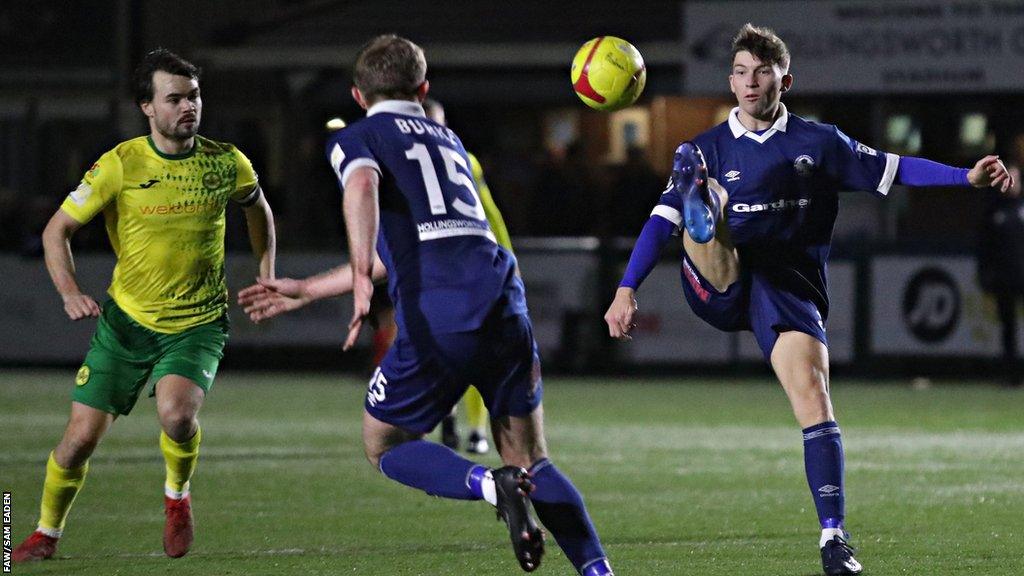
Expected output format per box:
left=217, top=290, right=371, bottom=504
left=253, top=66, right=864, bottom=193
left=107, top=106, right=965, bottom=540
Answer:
left=325, top=127, right=380, bottom=192
left=619, top=215, right=676, bottom=289
left=831, top=127, right=901, bottom=197
left=896, top=156, right=970, bottom=187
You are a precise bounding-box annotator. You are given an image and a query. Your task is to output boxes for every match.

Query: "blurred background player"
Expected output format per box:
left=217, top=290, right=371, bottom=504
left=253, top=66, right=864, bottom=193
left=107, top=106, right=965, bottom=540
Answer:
left=12, top=48, right=276, bottom=562
left=241, top=35, right=612, bottom=575
left=604, top=23, right=1013, bottom=576
left=977, top=132, right=1024, bottom=387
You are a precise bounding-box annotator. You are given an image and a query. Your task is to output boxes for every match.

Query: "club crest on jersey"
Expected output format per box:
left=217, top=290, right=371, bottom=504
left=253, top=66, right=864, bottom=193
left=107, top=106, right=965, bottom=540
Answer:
left=202, top=171, right=223, bottom=190
left=76, top=365, right=90, bottom=386
left=855, top=142, right=878, bottom=157
left=793, top=155, right=816, bottom=177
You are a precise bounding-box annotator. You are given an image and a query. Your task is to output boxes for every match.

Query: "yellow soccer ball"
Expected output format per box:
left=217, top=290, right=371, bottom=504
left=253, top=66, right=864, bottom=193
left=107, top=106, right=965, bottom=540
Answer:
left=570, top=36, right=646, bottom=111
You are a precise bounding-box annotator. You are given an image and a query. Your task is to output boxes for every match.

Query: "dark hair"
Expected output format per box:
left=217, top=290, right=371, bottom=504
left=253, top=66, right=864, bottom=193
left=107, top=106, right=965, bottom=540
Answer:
left=133, top=48, right=201, bottom=104
left=732, top=23, right=790, bottom=72
left=353, top=35, right=426, bottom=102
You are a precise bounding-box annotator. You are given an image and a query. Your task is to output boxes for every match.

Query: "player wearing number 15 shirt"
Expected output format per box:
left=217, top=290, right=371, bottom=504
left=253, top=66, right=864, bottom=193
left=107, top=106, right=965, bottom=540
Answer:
left=315, top=35, right=612, bottom=575
left=326, top=99, right=526, bottom=341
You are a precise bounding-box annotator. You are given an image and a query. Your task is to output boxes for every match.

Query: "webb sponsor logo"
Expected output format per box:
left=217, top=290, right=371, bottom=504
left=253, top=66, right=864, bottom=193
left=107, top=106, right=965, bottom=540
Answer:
left=139, top=200, right=220, bottom=216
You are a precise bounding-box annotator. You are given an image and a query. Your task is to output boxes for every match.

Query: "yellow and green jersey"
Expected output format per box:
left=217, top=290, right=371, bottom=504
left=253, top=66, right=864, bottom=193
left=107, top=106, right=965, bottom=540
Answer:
left=467, top=152, right=513, bottom=252
left=61, top=135, right=259, bottom=333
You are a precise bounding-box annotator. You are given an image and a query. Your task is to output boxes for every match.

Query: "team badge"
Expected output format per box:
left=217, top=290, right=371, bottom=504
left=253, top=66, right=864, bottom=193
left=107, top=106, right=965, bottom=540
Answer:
left=75, top=365, right=90, bottom=386
left=68, top=182, right=93, bottom=206
left=855, top=142, right=878, bottom=157
left=202, top=171, right=223, bottom=190
left=794, top=155, right=815, bottom=177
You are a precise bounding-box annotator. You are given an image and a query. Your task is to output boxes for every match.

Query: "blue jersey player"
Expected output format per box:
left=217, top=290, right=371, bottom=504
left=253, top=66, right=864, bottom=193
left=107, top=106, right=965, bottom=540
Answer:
left=605, top=24, right=1013, bottom=576
left=275, top=35, right=612, bottom=575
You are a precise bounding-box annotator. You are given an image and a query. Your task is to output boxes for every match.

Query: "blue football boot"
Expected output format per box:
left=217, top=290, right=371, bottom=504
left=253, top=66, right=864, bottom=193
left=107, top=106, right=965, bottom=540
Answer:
left=672, top=142, right=719, bottom=244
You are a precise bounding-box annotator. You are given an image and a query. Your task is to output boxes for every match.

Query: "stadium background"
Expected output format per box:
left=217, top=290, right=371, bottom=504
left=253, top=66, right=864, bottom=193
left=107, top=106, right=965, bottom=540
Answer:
left=3, top=2, right=1024, bottom=575
left=0, top=0, right=1021, bottom=374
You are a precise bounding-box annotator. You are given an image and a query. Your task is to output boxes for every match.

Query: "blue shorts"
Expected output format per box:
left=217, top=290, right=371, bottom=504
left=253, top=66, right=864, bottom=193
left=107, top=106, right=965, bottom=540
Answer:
left=365, top=312, right=543, bottom=434
left=680, top=252, right=827, bottom=359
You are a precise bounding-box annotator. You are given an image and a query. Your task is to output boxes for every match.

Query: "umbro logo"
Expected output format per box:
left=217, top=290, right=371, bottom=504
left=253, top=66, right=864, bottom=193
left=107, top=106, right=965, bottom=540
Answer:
left=724, top=170, right=741, bottom=182
left=818, top=484, right=840, bottom=494
left=139, top=179, right=160, bottom=189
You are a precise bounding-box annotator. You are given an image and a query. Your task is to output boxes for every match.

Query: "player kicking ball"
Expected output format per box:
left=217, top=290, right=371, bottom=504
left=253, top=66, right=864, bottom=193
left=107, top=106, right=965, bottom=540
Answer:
left=605, top=23, right=1012, bottom=576
left=12, top=49, right=276, bottom=562
left=243, top=35, right=613, bottom=575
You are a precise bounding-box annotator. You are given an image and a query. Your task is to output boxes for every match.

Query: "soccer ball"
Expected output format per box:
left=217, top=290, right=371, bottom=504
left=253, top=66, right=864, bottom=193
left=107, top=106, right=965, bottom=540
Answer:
left=570, top=36, right=646, bottom=111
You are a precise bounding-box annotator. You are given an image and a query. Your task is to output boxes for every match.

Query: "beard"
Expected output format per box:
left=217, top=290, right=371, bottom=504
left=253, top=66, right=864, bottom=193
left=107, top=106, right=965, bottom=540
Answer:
left=156, top=115, right=200, bottom=142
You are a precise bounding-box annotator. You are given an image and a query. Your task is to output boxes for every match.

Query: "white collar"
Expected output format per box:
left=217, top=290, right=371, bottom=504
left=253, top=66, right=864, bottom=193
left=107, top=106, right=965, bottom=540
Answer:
left=366, top=100, right=426, bottom=118
left=728, top=103, right=789, bottom=144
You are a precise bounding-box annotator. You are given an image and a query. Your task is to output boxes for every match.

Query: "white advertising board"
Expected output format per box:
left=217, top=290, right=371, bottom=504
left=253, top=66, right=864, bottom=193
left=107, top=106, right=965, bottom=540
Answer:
left=685, top=1, right=1024, bottom=94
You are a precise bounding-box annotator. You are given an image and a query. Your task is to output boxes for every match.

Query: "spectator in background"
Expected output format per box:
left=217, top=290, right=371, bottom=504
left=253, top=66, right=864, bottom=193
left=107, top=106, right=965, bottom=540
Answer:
left=978, top=133, right=1024, bottom=387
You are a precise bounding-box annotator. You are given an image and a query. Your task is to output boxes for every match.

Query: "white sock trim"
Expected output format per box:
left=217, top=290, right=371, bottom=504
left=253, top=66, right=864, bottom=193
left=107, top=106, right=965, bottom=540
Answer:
left=165, top=484, right=190, bottom=500
left=36, top=526, right=62, bottom=538
left=820, top=527, right=846, bottom=548
left=481, top=470, right=497, bottom=507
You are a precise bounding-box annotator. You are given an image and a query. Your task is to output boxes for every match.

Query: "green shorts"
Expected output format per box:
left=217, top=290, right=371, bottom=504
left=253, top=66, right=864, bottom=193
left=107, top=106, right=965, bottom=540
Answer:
left=72, top=300, right=229, bottom=415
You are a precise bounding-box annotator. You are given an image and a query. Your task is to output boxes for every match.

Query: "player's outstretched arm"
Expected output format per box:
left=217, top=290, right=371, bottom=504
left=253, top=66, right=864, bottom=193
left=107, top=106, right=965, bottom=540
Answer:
left=238, top=256, right=387, bottom=322
left=41, top=209, right=100, bottom=320
left=967, top=155, right=1014, bottom=192
left=896, top=155, right=1014, bottom=193
left=242, top=189, right=277, bottom=279
left=238, top=277, right=313, bottom=322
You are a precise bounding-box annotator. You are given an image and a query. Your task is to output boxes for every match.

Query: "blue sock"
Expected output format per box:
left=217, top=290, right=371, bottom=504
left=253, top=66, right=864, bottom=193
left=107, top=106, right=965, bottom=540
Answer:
left=378, top=440, right=486, bottom=501
left=529, top=459, right=610, bottom=575
left=803, top=421, right=845, bottom=529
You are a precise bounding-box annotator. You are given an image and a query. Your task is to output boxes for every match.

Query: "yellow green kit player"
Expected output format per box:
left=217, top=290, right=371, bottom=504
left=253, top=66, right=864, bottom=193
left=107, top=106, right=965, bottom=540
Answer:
left=12, top=49, right=276, bottom=563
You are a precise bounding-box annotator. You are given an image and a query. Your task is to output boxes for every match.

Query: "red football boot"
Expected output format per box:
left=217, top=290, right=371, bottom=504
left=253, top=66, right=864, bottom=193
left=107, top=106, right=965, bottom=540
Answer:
left=12, top=531, right=59, bottom=562
left=163, top=494, right=194, bottom=558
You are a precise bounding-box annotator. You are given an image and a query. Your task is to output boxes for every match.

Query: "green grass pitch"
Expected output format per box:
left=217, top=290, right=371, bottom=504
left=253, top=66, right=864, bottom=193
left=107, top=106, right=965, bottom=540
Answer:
left=2, top=370, right=1022, bottom=575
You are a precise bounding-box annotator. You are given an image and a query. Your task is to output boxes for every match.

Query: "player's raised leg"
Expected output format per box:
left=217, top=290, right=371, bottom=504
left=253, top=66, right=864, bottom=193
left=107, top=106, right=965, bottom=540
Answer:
left=674, top=142, right=720, bottom=244
left=493, top=406, right=613, bottom=576
left=13, top=402, right=114, bottom=562
left=674, top=146, right=740, bottom=293
left=770, top=331, right=861, bottom=575
left=155, top=375, right=206, bottom=559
